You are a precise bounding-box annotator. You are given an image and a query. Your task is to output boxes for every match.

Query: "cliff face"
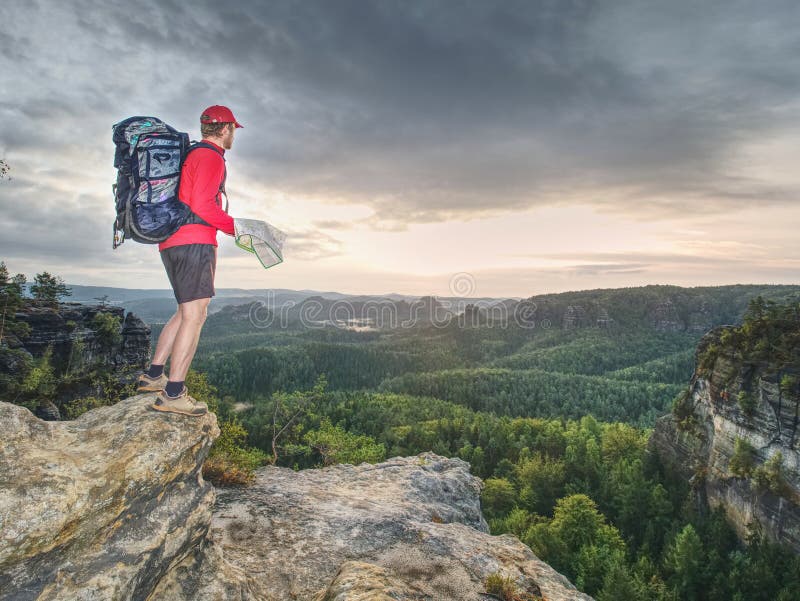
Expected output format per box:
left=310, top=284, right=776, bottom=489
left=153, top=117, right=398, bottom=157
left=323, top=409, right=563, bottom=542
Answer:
left=508, top=285, right=800, bottom=333
left=649, top=325, right=800, bottom=551
left=0, top=302, right=151, bottom=418
left=0, top=396, right=592, bottom=601
left=10, top=301, right=151, bottom=371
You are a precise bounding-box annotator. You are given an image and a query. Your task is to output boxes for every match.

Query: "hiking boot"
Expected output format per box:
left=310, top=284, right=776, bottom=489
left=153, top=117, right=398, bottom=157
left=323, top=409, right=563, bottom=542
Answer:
left=137, top=372, right=169, bottom=393
left=151, top=385, right=208, bottom=416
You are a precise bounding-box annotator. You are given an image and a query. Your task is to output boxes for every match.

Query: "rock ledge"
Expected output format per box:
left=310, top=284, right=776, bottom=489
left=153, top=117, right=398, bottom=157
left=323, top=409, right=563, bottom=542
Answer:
left=1, top=397, right=591, bottom=600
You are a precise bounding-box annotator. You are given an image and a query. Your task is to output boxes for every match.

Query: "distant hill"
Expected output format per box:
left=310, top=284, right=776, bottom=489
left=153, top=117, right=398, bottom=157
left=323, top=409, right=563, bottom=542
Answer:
left=63, top=284, right=522, bottom=323
left=61, top=282, right=800, bottom=334
left=183, top=283, right=800, bottom=427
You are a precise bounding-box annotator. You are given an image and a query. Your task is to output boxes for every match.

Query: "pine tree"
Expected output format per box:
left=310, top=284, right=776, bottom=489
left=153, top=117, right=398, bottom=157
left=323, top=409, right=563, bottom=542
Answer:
left=0, top=261, right=28, bottom=344
left=663, top=523, right=705, bottom=600
left=597, top=559, right=642, bottom=601
left=30, top=271, right=71, bottom=306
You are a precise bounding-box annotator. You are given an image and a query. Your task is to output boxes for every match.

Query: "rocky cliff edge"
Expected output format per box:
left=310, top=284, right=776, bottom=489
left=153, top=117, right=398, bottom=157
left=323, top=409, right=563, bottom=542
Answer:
left=0, top=395, right=592, bottom=601
left=649, top=325, right=800, bottom=551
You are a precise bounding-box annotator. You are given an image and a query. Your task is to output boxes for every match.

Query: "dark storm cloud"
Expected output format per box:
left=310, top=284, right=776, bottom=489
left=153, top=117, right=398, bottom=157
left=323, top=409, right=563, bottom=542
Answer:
left=152, top=0, right=800, bottom=223
left=0, top=176, right=114, bottom=260
left=2, top=0, right=800, bottom=234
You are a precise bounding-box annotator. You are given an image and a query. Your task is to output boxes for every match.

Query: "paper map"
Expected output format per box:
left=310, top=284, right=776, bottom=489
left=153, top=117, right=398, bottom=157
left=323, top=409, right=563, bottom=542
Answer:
left=234, top=217, right=287, bottom=269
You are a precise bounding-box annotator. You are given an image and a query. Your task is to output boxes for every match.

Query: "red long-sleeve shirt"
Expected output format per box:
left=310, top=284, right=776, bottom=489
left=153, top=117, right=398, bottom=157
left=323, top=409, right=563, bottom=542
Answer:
left=158, top=139, right=235, bottom=251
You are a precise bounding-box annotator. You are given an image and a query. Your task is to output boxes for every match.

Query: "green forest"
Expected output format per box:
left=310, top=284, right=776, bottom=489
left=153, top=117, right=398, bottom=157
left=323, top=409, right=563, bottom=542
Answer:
left=164, top=288, right=800, bottom=599
left=3, top=268, right=800, bottom=600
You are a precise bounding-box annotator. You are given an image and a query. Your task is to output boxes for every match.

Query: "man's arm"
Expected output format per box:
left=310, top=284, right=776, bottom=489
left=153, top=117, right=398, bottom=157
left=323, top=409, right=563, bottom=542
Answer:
left=186, top=151, right=235, bottom=236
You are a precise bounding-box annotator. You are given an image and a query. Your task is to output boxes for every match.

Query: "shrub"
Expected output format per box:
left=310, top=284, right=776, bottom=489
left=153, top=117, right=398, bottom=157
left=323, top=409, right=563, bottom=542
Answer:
left=737, top=391, right=757, bottom=416
left=698, top=342, right=719, bottom=373
left=484, top=572, right=542, bottom=601
left=184, top=369, right=220, bottom=413
left=88, top=369, right=137, bottom=404
left=729, top=438, right=756, bottom=478
left=303, top=416, right=386, bottom=467
left=672, top=387, right=694, bottom=421
left=66, top=336, right=85, bottom=375
left=203, top=418, right=268, bottom=486
left=753, top=451, right=789, bottom=496
left=0, top=347, right=32, bottom=402
left=21, top=345, right=57, bottom=404
left=62, top=396, right=109, bottom=419
left=90, top=312, right=122, bottom=351
left=203, top=456, right=257, bottom=486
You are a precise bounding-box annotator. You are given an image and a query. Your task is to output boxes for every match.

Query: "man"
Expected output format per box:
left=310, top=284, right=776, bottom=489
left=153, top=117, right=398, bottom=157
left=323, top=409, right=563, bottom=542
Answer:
left=136, top=105, right=243, bottom=416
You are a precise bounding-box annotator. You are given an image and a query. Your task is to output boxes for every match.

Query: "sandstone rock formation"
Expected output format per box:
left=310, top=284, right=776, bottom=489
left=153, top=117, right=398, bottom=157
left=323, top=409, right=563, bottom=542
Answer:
left=1, top=395, right=592, bottom=601
left=0, top=302, right=151, bottom=418
left=0, top=394, right=220, bottom=600
left=156, top=453, right=592, bottom=601
left=9, top=302, right=150, bottom=370
left=649, top=325, right=800, bottom=551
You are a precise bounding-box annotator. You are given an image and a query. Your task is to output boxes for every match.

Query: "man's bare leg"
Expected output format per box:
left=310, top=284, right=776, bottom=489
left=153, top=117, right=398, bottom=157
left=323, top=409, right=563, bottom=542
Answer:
left=167, top=297, right=211, bottom=383
left=151, top=307, right=182, bottom=366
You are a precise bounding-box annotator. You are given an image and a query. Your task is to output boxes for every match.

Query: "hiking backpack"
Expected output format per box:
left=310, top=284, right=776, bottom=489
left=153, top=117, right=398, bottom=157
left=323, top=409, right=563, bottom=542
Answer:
left=111, top=116, right=228, bottom=248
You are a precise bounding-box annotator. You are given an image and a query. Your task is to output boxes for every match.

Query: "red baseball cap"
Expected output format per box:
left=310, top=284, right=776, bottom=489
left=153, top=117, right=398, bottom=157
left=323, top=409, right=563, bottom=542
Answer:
left=200, top=105, right=243, bottom=128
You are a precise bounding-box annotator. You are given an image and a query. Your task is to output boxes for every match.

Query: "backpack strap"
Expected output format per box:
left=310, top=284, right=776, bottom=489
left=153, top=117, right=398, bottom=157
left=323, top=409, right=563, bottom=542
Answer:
left=186, top=141, right=228, bottom=212
left=182, top=141, right=229, bottom=226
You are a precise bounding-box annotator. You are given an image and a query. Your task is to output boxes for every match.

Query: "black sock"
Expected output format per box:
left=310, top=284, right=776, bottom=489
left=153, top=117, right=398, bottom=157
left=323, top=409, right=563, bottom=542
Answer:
left=165, top=380, right=184, bottom=397
left=147, top=363, right=164, bottom=378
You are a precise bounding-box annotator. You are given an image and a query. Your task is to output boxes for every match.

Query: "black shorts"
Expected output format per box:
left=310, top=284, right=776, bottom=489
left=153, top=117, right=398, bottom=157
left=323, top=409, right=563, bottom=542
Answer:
left=160, top=244, right=217, bottom=304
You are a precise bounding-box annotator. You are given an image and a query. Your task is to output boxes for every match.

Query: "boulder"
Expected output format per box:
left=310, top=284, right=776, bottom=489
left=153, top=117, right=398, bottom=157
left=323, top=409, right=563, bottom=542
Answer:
left=155, top=453, right=593, bottom=601
left=0, top=395, right=221, bottom=600
left=1, top=396, right=591, bottom=600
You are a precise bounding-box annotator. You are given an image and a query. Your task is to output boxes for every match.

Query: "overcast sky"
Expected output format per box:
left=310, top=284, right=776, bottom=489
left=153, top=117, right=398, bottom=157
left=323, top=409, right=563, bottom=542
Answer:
left=1, top=0, right=798, bottom=298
